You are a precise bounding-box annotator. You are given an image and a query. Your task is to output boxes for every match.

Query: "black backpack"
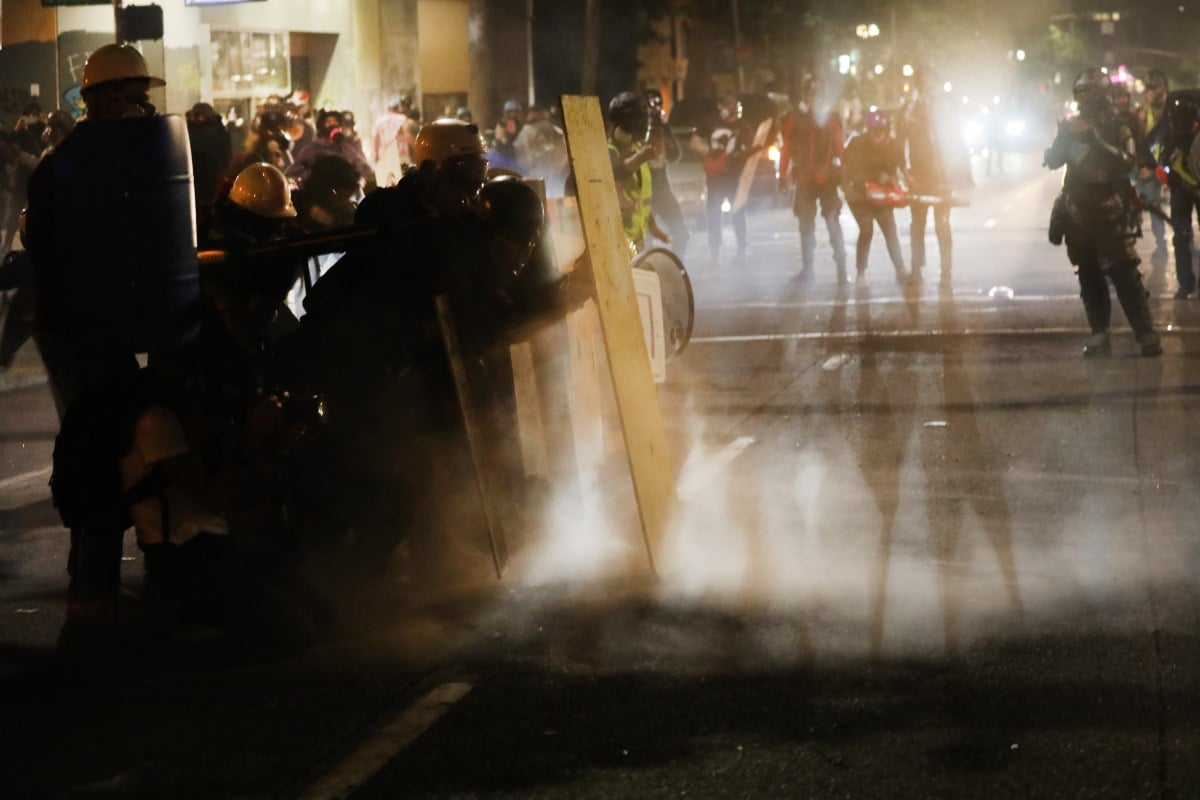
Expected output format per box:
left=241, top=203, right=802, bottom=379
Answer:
left=50, top=370, right=166, bottom=532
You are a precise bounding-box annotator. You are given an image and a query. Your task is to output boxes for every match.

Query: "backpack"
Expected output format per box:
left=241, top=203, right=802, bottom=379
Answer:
left=51, top=369, right=165, bottom=532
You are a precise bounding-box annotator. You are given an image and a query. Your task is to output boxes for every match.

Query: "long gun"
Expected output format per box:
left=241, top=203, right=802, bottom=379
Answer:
left=196, top=225, right=382, bottom=266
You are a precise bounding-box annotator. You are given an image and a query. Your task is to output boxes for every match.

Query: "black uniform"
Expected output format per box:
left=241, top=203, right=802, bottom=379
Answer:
left=1044, top=88, right=1160, bottom=356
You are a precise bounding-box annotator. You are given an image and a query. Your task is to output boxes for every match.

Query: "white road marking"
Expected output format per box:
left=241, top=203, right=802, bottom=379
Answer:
left=691, top=326, right=1091, bottom=344
left=703, top=293, right=1085, bottom=310
left=0, top=466, right=52, bottom=493
left=677, top=436, right=756, bottom=499
left=301, top=682, right=473, bottom=800
left=0, top=466, right=53, bottom=511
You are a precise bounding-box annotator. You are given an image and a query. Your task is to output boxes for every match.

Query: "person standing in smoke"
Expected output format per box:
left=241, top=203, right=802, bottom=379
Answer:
left=514, top=105, right=568, bottom=197
left=606, top=91, right=669, bottom=254
left=1044, top=68, right=1162, bottom=357
left=899, top=68, right=973, bottom=287
left=841, top=108, right=909, bottom=286
left=490, top=99, right=524, bottom=172
left=780, top=74, right=847, bottom=284
left=1158, top=96, right=1200, bottom=299
left=690, top=94, right=755, bottom=265
left=372, top=95, right=414, bottom=188
left=643, top=88, right=689, bottom=255
left=1135, top=71, right=1170, bottom=257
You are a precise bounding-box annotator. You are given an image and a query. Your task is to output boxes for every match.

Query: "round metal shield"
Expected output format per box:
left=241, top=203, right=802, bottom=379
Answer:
left=631, top=247, right=694, bottom=360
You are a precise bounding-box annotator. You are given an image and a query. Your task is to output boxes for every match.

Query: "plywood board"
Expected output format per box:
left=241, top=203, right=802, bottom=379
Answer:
left=435, top=294, right=507, bottom=578
left=560, top=94, right=675, bottom=574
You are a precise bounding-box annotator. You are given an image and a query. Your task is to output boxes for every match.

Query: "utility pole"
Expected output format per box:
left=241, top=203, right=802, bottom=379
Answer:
left=582, top=0, right=600, bottom=94
left=732, top=0, right=744, bottom=91
left=113, top=0, right=123, bottom=42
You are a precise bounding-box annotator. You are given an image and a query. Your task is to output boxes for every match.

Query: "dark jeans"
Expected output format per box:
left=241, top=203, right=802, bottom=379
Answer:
left=67, top=526, right=127, bottom=618
left=1169, top=186, right=1200, bottom=292
left=848, top=202, right=905, bottom=273
left=706, top=176, right=746, bottom=253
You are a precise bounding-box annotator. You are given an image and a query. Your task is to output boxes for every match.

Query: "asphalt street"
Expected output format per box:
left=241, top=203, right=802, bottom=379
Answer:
left=0, top=149, right=1198, bottom=798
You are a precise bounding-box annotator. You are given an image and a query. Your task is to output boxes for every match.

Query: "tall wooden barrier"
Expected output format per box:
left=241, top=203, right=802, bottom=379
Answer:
left=558, top=94, right=675, bottom=574
left=440, top=97, right=676, bottom=577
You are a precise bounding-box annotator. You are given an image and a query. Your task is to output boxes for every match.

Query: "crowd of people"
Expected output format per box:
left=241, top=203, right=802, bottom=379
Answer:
left=0, top=42, right=1186, bottom=661
left=3, top=45, right=593, bottom=662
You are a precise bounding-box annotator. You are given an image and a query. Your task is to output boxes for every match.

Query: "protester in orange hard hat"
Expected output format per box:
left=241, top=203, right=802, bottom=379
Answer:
left=199, top=161, right=304, bottom=351
left=24, top=43, right=175, bottom=414
left=78, top=43, right=165, bottom=121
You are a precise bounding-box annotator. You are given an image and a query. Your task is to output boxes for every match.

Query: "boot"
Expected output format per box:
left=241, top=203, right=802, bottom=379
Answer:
left=1137, top=331, right=1163, bottom=357
left=1082, top=331, right=1111, bottom=358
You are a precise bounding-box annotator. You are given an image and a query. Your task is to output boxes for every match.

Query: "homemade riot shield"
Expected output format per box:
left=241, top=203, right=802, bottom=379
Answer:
left=631, top=247, right=694, bottom=360
left=51, top=114, right=199, bottom=356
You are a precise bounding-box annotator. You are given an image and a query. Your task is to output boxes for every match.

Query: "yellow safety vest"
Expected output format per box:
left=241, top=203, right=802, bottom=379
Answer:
left=608, top=142, right=653, bottom=248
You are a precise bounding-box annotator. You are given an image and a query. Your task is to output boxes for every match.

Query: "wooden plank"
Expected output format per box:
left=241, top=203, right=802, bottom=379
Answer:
left=435, top=294, right=507, bottom=578
left=509, top=179, right=553, bottom=479
left=509, top=341, right=548, bottom=477
left=560, top=94, right=675, bottom=574
left=565, top=299, right=606, bottom=473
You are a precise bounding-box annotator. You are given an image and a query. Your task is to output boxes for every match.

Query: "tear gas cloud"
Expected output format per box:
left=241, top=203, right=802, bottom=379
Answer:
left=485, top=376, right=1189, bottom=670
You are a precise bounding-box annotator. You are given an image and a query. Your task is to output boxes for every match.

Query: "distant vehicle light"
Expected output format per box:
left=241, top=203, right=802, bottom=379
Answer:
left=1005, top=119, right=1027, bottom=137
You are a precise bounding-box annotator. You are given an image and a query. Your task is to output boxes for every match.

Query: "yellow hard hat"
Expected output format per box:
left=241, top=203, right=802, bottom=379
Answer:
left=229, top=162, right=297, bottom=219
left=81, top=44, right=165, bottom=91
left=413, top=118, right=486, bottom=166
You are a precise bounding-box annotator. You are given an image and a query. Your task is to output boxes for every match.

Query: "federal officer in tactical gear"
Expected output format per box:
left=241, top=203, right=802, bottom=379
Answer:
left=1044, top=68, right=1162, bottom=357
